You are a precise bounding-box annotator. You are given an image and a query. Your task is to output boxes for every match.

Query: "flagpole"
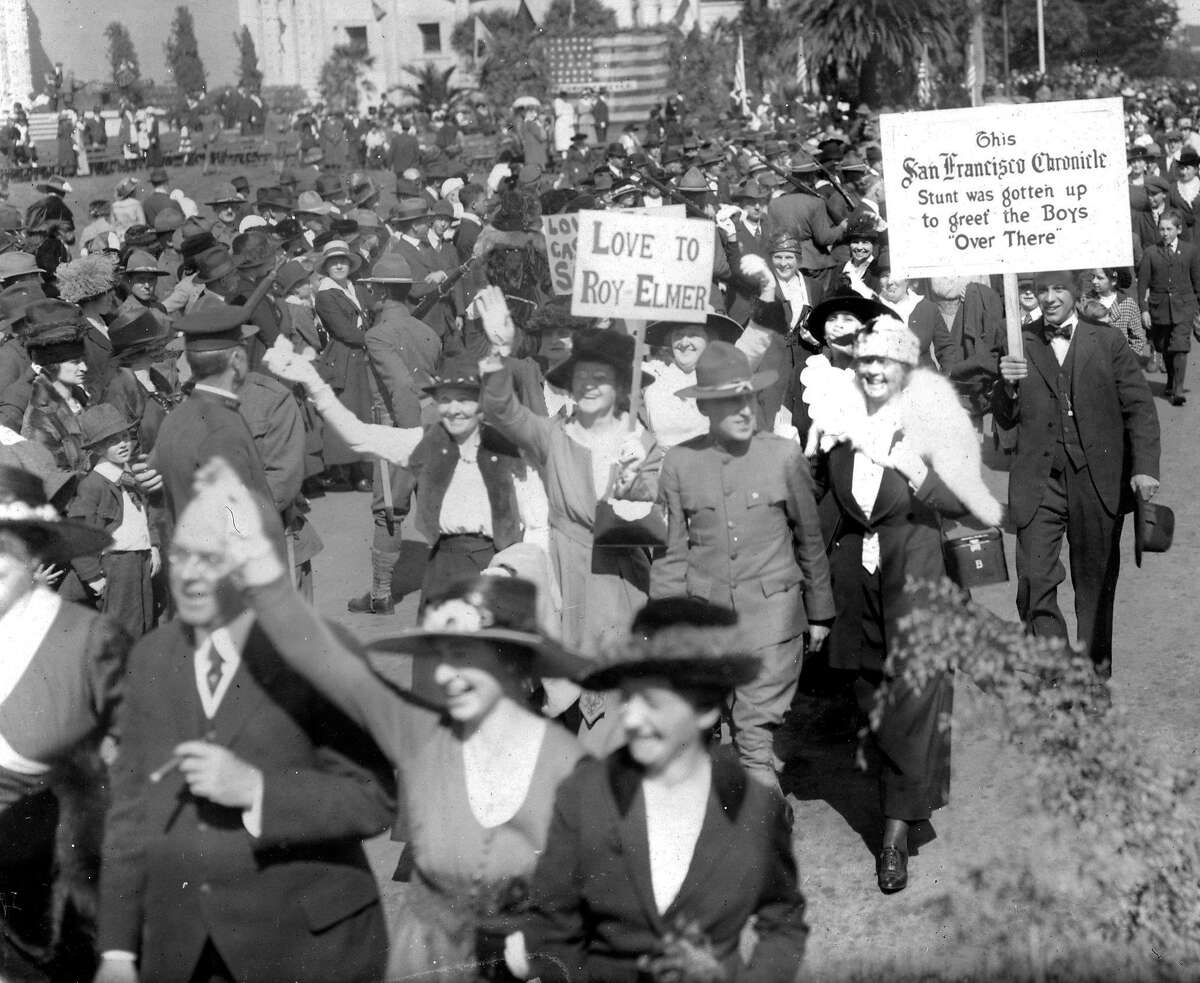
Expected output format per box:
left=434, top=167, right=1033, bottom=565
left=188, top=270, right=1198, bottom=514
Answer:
left=1036, top=0, right=1046, bottom=75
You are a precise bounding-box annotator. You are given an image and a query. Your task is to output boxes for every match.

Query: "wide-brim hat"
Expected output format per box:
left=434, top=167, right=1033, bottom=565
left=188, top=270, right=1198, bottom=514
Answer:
left=256, top=186, right=293, bottom=212
left=115, top=177, right=139, bottom=199
left=110, top=304, right=170, bottom=359
left=1134, top=498, right=1174, bottom=567
left=674, top=340, right=777, bottom=400
left=148, top=166, right=169, bottom=184
left=421, top=353, right=481, bottom=395
left=122, top=250, right=169, bottom=277
left=0, top=465, right=110, bottom=563
left=675, top=166, right=708, bottom=194
left=301, top=147, right=325, bottom=166
left=807, top=292, right=894, bottom=346
left=1179, top=148, right=1200, bottom=168
left=388, top=197, right=432, bottom=224
left=365, top=575, right=587, bottom=684
left=582, top=599, right=759, bottom=692
left=645, top=313, right=742, bottom=348
left=194, top=246, right=237, bottom=284
left=34, top=176, right=71, bottom=195
left=206, top=184, right=247, bottom=207
left=79, top=403, right=135, bottom=448
left=733, top=179, right=769, bottom=201
left=318, top=239, right=362, bottom=275
left=294, top=190, right=335, bottom=216
left=360, top=253, right=412, bottom=284
left=545, top=327, right=654, bottom=392
left=0, top=252, right=45, bottom=282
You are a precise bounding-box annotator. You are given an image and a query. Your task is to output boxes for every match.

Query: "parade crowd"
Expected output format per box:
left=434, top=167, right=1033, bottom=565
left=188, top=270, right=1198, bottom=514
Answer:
left=0, top=81, right=1172, bottom=983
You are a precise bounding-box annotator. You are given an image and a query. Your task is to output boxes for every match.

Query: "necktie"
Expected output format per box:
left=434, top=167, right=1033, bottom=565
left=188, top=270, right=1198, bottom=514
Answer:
left=205, top=643, right=224, bottom=696
left=118, top=470, right=144, bottom=510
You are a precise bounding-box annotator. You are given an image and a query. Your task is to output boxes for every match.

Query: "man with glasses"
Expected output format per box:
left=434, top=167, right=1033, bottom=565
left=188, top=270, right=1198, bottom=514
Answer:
left=94, top=480, right=393, bottom=983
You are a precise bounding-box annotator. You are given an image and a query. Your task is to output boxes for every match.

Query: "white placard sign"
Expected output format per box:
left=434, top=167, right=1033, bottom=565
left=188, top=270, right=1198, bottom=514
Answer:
left=570, top=210, right=713, bottom=322
left=880, top=98, right=1132, bottom=278
left=542, top=213, right=578, bottom=296
left=543, top=206, right=688, bottom=297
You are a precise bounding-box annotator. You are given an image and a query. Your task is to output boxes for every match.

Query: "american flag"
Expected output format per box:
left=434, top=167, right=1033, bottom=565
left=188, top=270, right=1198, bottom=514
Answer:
left=544, top=32, right=671, bottom=124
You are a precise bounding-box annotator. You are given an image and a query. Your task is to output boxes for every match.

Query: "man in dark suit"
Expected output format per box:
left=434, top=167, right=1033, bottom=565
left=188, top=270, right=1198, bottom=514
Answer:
left=149, top=306, right=283, bottom=557
left=94, top=489, right=393, bottom=983
left=765, top=153, right=847, bottom=297
left=385, top=197, right=457, bottom=339
left=1136, top=206, right=1200, bottom=403
left=993, top=270, right=1160, bottom=674
left=592, top=89, right=609, bottom=144
left=724, top=178, right=771, bottom=324
left=1166, top=147, right=1200, bottom=240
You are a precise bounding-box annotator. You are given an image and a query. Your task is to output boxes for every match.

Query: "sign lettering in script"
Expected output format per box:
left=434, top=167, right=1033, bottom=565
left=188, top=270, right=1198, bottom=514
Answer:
left=570, top=210, right=714, bottom=322
left=880, top=98, right=1131, bottom=277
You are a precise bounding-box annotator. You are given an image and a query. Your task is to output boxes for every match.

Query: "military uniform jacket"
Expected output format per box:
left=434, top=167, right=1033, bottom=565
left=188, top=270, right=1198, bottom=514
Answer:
left=652, top=431, right=834, bottom=648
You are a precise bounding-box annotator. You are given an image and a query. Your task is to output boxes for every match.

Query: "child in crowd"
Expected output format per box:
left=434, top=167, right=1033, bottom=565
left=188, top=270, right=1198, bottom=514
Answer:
left=67, top=403, right=159, bottom=637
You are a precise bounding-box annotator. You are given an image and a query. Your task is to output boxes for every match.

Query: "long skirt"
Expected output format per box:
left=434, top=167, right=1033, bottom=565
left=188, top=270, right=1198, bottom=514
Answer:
left=849, top=564, right=953, bottom=822
left=550, top=523, right=649, bottom=657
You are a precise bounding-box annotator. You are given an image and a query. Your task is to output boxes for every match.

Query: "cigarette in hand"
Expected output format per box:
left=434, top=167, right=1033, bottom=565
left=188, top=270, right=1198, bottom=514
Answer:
left=149, top=756, right=182, bottom=783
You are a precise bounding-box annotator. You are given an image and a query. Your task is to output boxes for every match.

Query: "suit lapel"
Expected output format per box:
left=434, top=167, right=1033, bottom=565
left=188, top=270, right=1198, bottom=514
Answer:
left=1024, top=325, right=1060, bottom=390
left=608, top=754, right=667, bottom=934
left=663, top=752, right=747, bottom=922
left=206, top=623, right=275, bottom=748
left=1070, top=319, right=1097, bottom=388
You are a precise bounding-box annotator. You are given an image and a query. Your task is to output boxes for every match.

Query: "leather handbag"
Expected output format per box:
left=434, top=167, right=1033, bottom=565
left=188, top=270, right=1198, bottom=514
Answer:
left=942, top=527, right=1008, bottom=588
left=593, top=497, right=668, bottom=549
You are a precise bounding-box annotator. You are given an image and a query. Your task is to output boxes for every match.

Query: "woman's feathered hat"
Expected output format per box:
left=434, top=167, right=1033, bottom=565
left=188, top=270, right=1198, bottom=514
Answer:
left=54, top=254, right=117, bottom=304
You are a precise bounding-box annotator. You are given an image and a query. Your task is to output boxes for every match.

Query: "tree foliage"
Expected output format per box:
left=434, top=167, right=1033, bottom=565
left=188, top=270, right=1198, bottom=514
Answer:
left=542, top=0, right=618, bottom=34
left=782, top=0, right=963, bottom=105
left=105, top=22, right=140, bottom=88
left=668, top=25, right=735, bottom=129
left=395, top=64, right=467, bottom=111
left=165, top=6, right=207, bottom=96
left=235, top=26, right=263, bottom=93
left=450, top=11, right=546, bottom=110
left=318, top=44, right=376, bottom=113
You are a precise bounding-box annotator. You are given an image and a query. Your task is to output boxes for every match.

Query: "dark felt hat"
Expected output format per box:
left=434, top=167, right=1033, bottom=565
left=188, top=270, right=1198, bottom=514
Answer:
left=153, top=209, right=185, bottom=234
left=148, top=166, right=169, bottom=184
left=421, top=353, right=481, bottom=395
left=123, top=224, right=158, bottom=249
left=275, top=260, right=313, bottom=297
left=645, top=312, right=742, bottom=348
left=1134, top=498, right=1174, bottom=567
left=79, top=403, right=134, bottom=447
left=806, top=291, right=894, bottom=346
left=544, top=327, right=654, bottom=392
left=177, top=304, right=258, bottom=351
left=22, top=300, right=85, bottom=363
left=581, top=597, right=759, bottom=692
left=109, top=305, right=169, bottom=359
left=732, top=178, right=769, bottom=201
left=0, top=282, right=43, bottom=328
left=0, top=464, right=110, bottom=562
left=674, top=340, right=778, bottom=400
left=675, top=167, right=708, bottom=194
left=366, top=575, right=586, bottom=683
left=1179, top=147, right=1200, bottom=168
left=256, top=186, right=293, bottom=212
left=194, top=247, right=237, bottom=284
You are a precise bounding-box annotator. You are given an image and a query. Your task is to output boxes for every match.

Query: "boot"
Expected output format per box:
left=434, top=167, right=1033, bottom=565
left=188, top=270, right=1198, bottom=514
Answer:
left=346, top=548, right=400, bottom=615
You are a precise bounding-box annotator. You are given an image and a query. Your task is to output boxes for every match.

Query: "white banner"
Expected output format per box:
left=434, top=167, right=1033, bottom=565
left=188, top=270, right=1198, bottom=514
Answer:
left=570, top=209, right=712, bottom=321
left=880, top=98, right=1132, bottom=278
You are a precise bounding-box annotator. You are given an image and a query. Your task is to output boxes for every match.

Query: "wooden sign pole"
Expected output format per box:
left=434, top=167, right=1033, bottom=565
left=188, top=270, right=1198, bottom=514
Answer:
left=1002, top=271, right=1024, bottom=361
left=627, top=319, right=646, bottom=429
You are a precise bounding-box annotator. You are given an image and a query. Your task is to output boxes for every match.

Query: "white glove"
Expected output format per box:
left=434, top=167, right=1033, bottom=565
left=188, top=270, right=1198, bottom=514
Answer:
left=473, top=285, right=516, bottom=357
left=772, top=406, right=799, bottom=442
left=739, top=253, right=776, bottom=302
left=262, top=335, right=323, bottom=390
left=715, top=204, right=740, bottom=240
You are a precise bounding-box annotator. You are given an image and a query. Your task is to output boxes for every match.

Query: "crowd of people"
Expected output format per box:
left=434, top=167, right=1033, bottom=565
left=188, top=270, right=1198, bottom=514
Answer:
left=0, top=82, right=1169, bottom=983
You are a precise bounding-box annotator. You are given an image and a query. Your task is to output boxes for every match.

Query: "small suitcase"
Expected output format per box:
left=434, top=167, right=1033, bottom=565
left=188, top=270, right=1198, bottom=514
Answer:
left=943, top=527, right=1009, bottom=588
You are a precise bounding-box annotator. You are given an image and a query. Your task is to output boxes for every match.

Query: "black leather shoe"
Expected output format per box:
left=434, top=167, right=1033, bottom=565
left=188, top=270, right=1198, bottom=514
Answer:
left=877, top=846, right=908, bottom=893
left=346, top=592, right=395, bottom=615
left=355, top=477, right=373, bottom=493
left=1172, top=394, right=1186, bottom=406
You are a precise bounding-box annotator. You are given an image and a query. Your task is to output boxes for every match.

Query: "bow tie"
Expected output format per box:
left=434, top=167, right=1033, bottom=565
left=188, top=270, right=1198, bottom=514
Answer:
left=1044, top=322, right=1073, bottom=341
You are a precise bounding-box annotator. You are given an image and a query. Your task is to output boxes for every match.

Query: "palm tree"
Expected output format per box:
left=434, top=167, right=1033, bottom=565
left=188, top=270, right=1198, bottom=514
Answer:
left=318, top=43, right=376, bottom=112
left=395, top=63, right=466, bottom=111
left=783, top=0, right=965, bottom=105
